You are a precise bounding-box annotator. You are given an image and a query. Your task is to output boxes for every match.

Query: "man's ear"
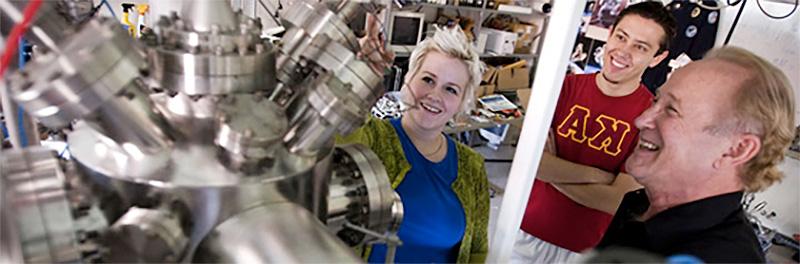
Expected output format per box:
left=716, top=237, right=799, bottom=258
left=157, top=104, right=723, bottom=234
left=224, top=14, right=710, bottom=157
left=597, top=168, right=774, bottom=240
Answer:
left=649, top=50, right=669, bottom=68
left=717, top=134, right=761, bottom=169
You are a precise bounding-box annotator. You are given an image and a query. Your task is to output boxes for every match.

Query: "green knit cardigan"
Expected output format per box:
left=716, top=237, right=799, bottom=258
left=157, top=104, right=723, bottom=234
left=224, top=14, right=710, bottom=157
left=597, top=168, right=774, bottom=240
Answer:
left=336, top=117, right=490, bottom=263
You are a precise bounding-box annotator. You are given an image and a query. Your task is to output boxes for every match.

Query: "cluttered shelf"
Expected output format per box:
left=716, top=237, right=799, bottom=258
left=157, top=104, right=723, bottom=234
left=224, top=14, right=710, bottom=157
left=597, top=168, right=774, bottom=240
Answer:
left=444, top=114, right=521, bottom=135
left=788, top=150, right=800, bottom=160
left=412, top=2, right=545, bottom=16
left=372, top=86, right=527, bottom=136
left=384, top=0, right=546, bottom=68
left=394, top=51, right=537, bottom=59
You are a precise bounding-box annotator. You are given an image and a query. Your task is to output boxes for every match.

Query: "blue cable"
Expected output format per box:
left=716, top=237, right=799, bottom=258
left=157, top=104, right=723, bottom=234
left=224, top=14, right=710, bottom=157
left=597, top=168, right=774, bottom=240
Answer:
left=17, top=38, right=29, bottom=147
left=1, top=123, right=8, bottom=139
left=100, top=0, right=118, bottom=20
left=58, top=145, right=69, bottom=159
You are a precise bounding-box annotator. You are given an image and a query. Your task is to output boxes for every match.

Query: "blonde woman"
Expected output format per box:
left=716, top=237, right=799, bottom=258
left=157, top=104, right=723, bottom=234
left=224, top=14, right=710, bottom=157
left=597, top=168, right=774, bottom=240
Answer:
left=338, top=25, right=489, bottom=263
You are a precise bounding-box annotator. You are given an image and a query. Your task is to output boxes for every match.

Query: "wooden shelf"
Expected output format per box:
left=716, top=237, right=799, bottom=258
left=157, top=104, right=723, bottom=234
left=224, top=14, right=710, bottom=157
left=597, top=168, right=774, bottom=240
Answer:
left=395, top=51, right=537, bottom=59
left=481, top=53, right=537, bottom=59
left=383, top=0, right=548, bottom=71
left=413, top=2, right=540, bottom=16
left=787, top=150, right=800, bottom=160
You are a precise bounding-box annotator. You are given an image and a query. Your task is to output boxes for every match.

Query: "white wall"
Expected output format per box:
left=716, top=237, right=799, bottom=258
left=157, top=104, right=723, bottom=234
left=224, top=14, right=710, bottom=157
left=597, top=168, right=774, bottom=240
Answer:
left=715, top=0, right=800, bottom=124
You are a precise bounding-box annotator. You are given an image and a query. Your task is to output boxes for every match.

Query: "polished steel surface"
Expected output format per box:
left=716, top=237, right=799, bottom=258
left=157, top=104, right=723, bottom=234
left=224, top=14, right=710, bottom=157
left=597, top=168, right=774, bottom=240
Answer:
left=283, top=73, right=364, bottom=156
left=193, top=203, right=361, bottom=263
left=103, top=207, right=188, bottom=262
left=1, top=0, right=93, bottom=52
left=330, top=0, right=383, bottom=26
left=8, top=18, right=145, bottom=128
left=215, top=95, right=287, bottom=173
left=2, top=0, right=398, bottom=262
left=327, top=144, right=403, bottom=246
left=280, top=1, right=360, bottom=52
left=0, top=147, right=104, bottom=263
left=180, top=0, right=238, bottom=33
left=149, top=92, right=220, bottom=140
left=147, top=4, right=275, bottom=95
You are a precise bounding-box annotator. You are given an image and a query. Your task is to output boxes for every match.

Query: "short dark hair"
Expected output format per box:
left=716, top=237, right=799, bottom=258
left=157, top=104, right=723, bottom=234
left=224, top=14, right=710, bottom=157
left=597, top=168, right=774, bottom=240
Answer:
left=612, top=1, right=676, bottom=54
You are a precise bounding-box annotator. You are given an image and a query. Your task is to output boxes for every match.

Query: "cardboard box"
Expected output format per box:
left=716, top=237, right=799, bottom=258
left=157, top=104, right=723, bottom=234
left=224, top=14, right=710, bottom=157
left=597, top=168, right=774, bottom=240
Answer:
left=516, top=88, right=531, bottom=111
left=513, top=23, right=539, bottom=54
left=475, top=84, right=496, bottom=98
left=476, top=31, right=489, bottom=53
left=496, top=66, right=530, bottom=91
left=482, top=28, right=518, bottom=55
left=482, top=66, right=497, bottom=84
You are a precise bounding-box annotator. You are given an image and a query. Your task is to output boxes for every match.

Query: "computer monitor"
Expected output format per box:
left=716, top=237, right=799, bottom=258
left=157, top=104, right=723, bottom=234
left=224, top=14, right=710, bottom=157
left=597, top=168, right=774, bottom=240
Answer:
left=388, top=11, right=425, bottom=53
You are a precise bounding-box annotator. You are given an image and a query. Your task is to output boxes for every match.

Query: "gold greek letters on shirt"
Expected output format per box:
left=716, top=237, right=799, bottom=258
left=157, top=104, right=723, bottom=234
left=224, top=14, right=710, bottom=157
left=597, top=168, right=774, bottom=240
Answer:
left=556, top=104, right=632, bottom=156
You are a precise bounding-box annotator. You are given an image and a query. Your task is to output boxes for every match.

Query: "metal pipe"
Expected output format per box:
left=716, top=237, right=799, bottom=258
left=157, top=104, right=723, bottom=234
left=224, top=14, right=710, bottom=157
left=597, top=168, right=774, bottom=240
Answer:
left=486, top=0, right=584, bottom=262
left=86, top=82, right=172, bottom=154
left=0, top=0, right=66, bottom=53
left=180, top=0, right=238, bottom=32
left=0, top=81, right=22, bottom=148
left=192, top=203, right=361, bottom=263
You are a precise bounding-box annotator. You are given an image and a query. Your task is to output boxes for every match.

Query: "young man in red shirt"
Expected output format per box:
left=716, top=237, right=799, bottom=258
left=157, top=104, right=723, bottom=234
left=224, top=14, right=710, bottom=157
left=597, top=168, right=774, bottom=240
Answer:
left=512, top=2, right=676, bottom=263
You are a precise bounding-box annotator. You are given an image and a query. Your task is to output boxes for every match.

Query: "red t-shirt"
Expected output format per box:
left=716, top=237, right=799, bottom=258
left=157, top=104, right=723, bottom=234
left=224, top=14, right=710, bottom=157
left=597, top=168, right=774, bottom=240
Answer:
left=520, top=73, right=653, bottom=252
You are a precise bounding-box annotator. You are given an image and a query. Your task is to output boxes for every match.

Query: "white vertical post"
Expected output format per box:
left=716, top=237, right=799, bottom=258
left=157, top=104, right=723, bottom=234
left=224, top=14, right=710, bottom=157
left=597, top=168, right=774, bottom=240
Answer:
left=487, top=0, right=584, bottom=262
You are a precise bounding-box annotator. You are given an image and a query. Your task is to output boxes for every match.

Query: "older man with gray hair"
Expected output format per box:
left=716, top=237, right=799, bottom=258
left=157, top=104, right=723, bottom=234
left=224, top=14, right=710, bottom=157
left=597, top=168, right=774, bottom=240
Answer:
left=597, top=46, right=796, bottom=262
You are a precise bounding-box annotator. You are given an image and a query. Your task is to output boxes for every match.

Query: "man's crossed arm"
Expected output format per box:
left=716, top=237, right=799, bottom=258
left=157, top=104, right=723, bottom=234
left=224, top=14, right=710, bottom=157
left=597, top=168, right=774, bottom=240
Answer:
left=536, top=130, right=641, bottom=214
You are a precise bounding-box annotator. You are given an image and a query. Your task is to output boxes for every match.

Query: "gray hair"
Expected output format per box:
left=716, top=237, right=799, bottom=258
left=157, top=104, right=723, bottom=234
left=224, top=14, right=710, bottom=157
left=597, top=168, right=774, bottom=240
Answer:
left=704, top=46, right=796, bottom=192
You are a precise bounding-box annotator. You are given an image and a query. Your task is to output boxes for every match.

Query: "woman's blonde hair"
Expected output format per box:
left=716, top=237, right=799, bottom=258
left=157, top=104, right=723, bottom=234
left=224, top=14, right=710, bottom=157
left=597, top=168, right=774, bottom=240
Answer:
left=404, top=25, right=484, bottom=115
left=705, top=46, right=796, bottom=192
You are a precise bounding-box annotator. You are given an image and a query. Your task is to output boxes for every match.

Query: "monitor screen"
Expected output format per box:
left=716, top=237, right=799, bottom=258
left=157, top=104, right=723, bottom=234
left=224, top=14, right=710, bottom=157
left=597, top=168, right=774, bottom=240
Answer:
left=390, top=16, right=423, bottom=46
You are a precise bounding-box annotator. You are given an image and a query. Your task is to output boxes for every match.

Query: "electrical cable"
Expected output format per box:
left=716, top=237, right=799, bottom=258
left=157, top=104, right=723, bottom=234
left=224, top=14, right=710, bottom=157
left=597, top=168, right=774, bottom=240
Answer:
left=1, top=122, right=7, bottom=139
left=0, top=0, right=41, bottom=149
left=58, top=145, right=69, bottom=159
left=724, top=0, right=747, bottom=45
left=16, top=105, right=26, bottom=146
left=0, top=0, right=60, bottom=52
left=756, top=0, right=798, bottom=19
left=89, top=0, right=118, bottom=20
left=724, top=0, right=797, bottom=45
left=16, top=38, right=28, bottom=147
left=0, top=0, right=43, bottom=77
left=102, top=0, right=118, bottom=20
left=728, top=0, right=743, bottom=5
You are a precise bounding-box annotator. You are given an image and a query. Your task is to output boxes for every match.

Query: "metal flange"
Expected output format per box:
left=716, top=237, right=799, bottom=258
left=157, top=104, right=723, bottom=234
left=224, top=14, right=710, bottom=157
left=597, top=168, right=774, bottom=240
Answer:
left=214, top=95, right=288, bottom=173
left=8, top=18, right=146, bottom=128
left=327, top=144, right=402, bottom=246
left=147, top=10, right=277, bottom=95
left=102, top=207, right=188, bottom=262
left=1, top=147, right=107, bottom=263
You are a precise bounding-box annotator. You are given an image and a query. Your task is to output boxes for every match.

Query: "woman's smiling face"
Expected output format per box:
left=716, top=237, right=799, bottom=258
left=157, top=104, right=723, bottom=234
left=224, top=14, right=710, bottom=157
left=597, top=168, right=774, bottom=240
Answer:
left=402, top=51, right=469, bottom=132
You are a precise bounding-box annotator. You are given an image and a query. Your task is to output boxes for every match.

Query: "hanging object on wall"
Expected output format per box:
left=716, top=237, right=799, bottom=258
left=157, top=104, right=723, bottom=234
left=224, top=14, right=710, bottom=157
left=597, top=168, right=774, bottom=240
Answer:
left=641, top=1, right=720, bottom=93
